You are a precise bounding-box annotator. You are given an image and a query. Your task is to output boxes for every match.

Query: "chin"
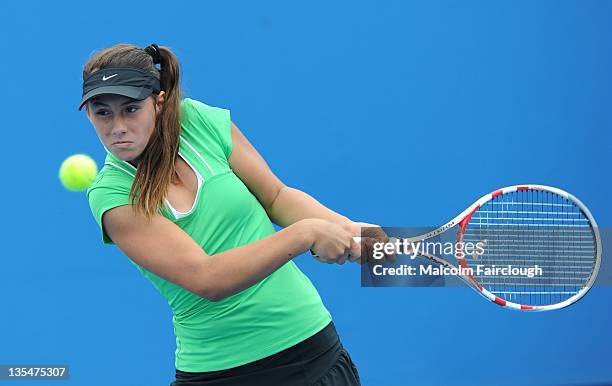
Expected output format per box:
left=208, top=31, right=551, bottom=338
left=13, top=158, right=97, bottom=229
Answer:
left=110, top=148, right=142, bottom=162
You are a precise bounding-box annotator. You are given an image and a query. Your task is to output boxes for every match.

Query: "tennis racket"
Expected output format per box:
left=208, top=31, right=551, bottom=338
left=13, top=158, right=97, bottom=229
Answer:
left=355, top=185, right=601, bottom=311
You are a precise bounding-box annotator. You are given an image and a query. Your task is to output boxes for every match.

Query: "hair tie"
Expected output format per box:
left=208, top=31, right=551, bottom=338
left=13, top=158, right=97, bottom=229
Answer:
left=144, top=44, right=162, bottom=65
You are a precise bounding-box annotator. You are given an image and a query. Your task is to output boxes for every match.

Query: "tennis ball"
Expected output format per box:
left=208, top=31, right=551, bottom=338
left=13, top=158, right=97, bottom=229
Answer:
left=59, top=154, right=98, bottom=192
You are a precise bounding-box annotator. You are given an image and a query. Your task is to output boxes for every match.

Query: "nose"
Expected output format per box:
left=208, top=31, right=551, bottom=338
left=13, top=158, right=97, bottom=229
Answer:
left=110, top=116, right=128, bottom=137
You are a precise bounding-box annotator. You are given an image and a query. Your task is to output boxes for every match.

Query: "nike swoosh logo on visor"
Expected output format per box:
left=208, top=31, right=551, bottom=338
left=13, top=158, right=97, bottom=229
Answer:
left=102, top=74, right=118, bottom=81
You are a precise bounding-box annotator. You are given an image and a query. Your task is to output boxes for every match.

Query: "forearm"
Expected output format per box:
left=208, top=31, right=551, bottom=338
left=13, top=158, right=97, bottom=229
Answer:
left=266, top=187, right=351, bottom=228
left=200, top=220, right=314, bottom=301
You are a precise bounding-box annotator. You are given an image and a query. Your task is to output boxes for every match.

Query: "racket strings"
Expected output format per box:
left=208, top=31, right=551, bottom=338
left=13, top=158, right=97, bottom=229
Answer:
left=462, top=189, right=597, bottom=307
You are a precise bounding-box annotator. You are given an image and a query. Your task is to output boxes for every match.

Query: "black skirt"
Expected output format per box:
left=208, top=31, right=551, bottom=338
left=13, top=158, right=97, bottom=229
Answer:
left=170, top=322, right=361, bottom=386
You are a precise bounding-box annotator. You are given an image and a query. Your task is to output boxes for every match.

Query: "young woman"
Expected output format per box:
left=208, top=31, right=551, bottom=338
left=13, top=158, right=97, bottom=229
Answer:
left=80, top=43, right=388, bottom=386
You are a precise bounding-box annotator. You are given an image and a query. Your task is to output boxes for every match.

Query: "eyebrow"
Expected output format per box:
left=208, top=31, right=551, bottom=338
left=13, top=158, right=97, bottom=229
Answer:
left=90, top=99, right=141, bottom=107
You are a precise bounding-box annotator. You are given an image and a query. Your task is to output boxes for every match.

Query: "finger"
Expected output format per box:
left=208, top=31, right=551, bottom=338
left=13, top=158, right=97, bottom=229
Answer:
left=360, top=238, right=369, bottom=264
left=353, top=239, right=367, bottom=265
left=384, top=237, right=397, bottom=263
left=361, top=237, right=372, bottom=263
left=348, top=238, right=361, bottom=263
left=370, top=234, right=395, bottom=263
left=362, top=224, right=383, bottom=239
left=312, top=250, right=332, bottom=264
left=337, top=248, right=350, bottom=265
left=365, top=238, right=381, bottom=264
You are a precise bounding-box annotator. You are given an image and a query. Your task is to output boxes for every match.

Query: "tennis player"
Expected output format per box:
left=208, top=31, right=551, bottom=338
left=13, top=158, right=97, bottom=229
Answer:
left=79, top=43, right=389, bottom=386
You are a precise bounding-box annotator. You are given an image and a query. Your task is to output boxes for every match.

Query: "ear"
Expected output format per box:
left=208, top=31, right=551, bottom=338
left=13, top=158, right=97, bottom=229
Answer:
left=155, top=91, right=165, bottom=114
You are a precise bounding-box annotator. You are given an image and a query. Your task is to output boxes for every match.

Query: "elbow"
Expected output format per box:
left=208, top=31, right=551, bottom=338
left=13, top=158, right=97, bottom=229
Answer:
left=202, top=293, right=224, bottom=302
left=199, top=290, right=223, bottom=302
left=198, top=285, right=228, bottom=302
left=194, top=257, right=226, bottom=302
left=194, top=255, right=239, bottom=302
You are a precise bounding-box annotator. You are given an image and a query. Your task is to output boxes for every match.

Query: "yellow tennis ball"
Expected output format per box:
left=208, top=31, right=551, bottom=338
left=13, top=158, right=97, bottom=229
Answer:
left=59, top=154, right=98, bottom=192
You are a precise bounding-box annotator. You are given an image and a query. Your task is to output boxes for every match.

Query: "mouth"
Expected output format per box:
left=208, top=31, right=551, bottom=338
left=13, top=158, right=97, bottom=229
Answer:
left=112, top=141, right=133, bottom=148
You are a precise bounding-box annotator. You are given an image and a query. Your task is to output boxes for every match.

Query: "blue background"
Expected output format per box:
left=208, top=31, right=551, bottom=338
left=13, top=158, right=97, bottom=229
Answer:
left=1, top=1, right=610, bottom=385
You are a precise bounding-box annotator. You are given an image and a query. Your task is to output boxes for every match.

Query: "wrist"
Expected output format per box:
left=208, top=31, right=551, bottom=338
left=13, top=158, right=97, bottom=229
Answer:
left=328, top=215, right=352, bottom=228
left=295, top=218, right=322, bottom=250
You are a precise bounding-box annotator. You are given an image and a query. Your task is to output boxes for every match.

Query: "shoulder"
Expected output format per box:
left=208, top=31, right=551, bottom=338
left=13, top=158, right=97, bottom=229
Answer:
left=86, top=157, right=139, bottom=245
left=181, top=97, right=229, bottom=119
left=180, top=97, right=233, bottom=159
left=86, top=159, right=135, bottom=214
left=181, top=97, right=231, bottom=133
left=87, top=160, right=134, bottom=194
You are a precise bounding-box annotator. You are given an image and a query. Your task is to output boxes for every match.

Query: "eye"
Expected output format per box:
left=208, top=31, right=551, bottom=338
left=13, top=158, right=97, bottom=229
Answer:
left=95, top=110, right=110, bottom=116
left=126, top=106, right=140, bottom=113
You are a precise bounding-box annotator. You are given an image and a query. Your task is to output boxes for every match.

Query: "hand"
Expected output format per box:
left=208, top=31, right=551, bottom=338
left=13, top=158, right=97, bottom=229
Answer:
left=305, top=219, right=361, bottom=265
left=348, top=221, right=396, bottom=264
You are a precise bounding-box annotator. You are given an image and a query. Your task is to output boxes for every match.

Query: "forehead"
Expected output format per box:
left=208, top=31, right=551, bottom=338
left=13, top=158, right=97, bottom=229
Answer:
left=90, top=94, right=140, bottom=106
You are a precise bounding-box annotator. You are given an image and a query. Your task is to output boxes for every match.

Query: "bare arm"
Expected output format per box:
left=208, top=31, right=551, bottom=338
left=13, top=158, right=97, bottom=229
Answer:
left=102, top=121, right=366, bottom=303
left=266, top=187, right=352, bottom=228
left=228, top=121, right=391, bottom=263
left=228, top=122, right=355, bottom=230
left=103, top=206, right=339, bottom=301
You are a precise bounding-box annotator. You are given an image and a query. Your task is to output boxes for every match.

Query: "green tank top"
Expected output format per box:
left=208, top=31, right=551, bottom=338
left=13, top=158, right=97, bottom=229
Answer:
left=86, top=98, right=331, bottom=371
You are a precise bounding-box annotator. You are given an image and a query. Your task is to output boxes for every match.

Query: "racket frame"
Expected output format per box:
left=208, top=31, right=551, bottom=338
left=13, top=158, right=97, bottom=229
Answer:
left=395, top=184, right=601, bottom=311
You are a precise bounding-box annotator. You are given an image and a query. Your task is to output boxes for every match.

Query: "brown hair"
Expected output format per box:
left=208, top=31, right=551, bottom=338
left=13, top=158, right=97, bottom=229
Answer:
left=82, top=43, right=183, bottom=219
